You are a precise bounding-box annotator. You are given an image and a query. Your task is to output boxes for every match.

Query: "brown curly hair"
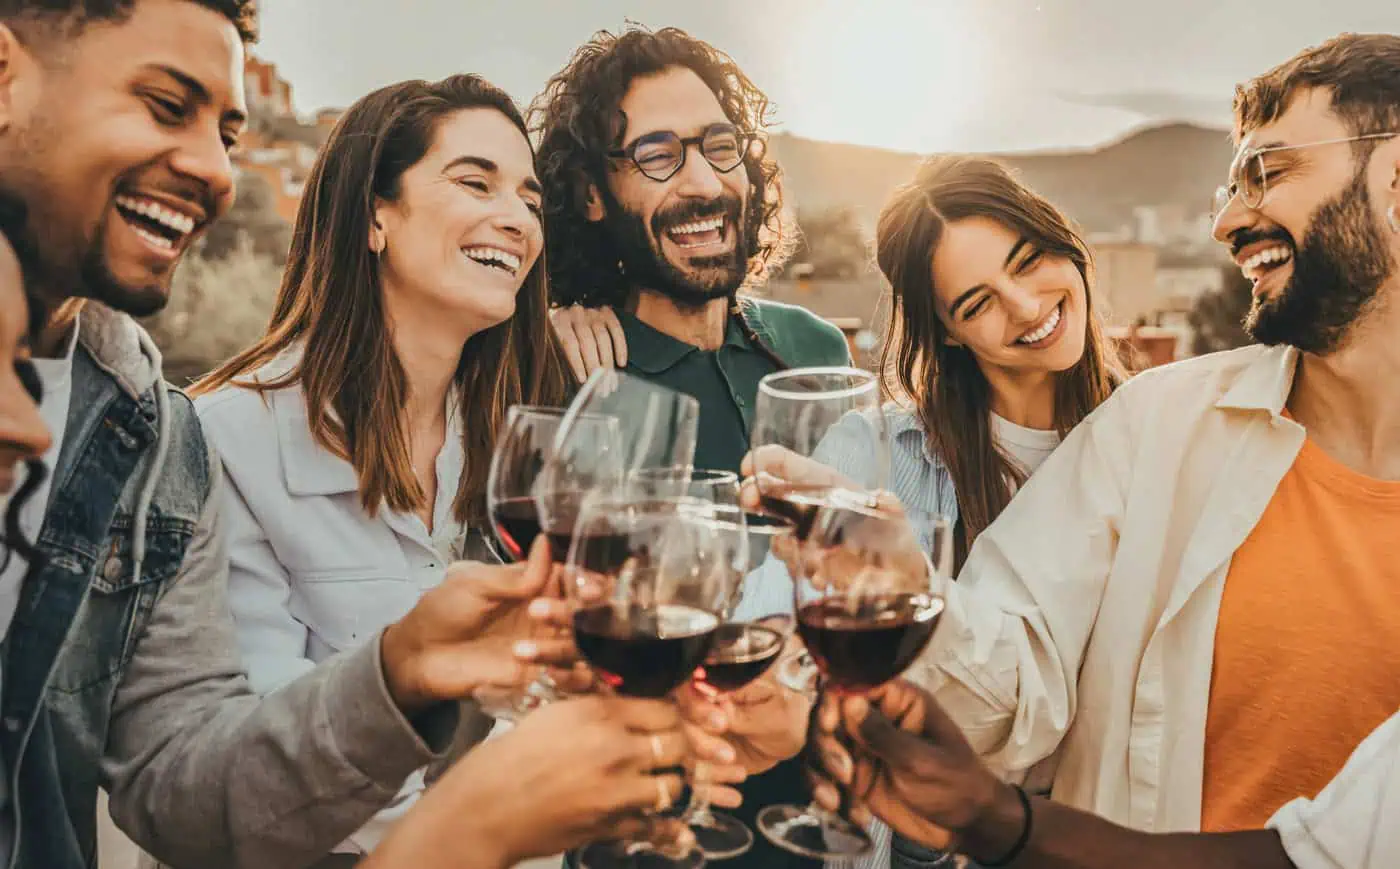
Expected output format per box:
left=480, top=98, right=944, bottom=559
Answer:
left=530, top=24, right=793, bottom=309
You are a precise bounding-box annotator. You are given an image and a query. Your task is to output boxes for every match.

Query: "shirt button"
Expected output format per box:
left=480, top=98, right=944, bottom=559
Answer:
left=103, top=556, right=124, bottom=582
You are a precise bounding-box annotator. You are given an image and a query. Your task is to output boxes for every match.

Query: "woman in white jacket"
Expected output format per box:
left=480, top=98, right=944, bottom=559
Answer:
left=191, top=73, right=571, bottom=865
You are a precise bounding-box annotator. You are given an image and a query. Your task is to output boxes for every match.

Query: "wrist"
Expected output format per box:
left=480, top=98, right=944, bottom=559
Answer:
left=959, top=780, right=1029, bottom=865
left=378, top=624, right=432, bottom=715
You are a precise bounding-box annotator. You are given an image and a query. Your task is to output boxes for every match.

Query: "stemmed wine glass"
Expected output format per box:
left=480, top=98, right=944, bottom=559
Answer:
left=749, top=367, right=889, bottom=537
left=565, top=496, right=748, bottom=869
left=756, top=500, right=953, bottom=859
left=628, top=467, right=740, bottom=505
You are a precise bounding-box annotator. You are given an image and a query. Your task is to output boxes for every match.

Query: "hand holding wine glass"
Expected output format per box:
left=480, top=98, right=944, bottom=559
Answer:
left=564, top=496, right=747, bottom=869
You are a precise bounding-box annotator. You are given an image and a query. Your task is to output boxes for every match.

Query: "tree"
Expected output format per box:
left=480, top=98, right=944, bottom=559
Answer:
left=1187, top=266, right=1253, bottom=356
left=785, top=208, right=870, bottom=279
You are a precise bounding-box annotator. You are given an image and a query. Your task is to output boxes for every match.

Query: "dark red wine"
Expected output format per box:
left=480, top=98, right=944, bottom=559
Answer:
left=490, top=497, right=541, bottom=562
left=796, top=593, right=943, bottom=692
left=697, top=623, right=784, bottom=692
left=574, top=603, right=720, bottom=698
left=556, top=530, right=632, bottom=575
left=759, top=490, right=881, bottom=546
left=758, top=491, right=826, bottom=538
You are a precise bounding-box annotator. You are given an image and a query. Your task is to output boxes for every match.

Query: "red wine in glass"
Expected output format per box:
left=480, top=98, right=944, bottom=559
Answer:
left=573, top=603, right=720, bottom=698
left=695, top=622, right=785, bottom=692
left=490, top=496, right=542, bottom=562
left=795, top=593, right=944, bottom=693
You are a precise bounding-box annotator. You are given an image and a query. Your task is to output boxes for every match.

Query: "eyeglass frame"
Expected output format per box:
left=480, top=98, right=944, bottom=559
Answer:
left=1212, top=132, right=1399, bottom=217
left=605, top=122, right=760, bottom=183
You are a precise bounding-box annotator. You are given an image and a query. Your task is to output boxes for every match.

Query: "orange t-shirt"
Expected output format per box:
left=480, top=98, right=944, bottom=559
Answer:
left=1201, top=433, right=1400, bottom=832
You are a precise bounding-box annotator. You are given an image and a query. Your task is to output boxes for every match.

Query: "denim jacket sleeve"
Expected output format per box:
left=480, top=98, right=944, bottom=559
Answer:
left=99, top=450, right=459, bottom=869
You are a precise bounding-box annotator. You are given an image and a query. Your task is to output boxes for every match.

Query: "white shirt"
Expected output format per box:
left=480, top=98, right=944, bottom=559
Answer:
left=912, top=343, right=1316, bottom=833
left=1268, top=707, right=1400, bottom=869
left=0, top=313, right=78, bottom=640
left=194, top=353, right=472, bottom=855
left=991, top=412, right=1061, bottom=478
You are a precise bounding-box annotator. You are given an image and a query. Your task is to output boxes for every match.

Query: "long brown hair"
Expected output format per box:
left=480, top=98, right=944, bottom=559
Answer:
left=876, top=155, right=1124, bottom=566
left=194, top=74, right=570, bottom=526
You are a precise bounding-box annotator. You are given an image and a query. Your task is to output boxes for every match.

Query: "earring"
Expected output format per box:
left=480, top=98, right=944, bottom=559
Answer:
left=1389, top=204, right=1400, bottom=235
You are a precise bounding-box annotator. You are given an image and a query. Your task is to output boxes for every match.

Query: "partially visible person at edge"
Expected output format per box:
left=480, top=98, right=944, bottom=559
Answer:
left=739, top=153, right=1127, bottom=869
left=743, top=29, right=1400, bottom=860
left=530, top=24, right=842, bottom=869
left=808, top=677, right=1397, bottom=869
left=186, top=73, right=568, bottom=865
left=0, top=2, right=733, bottom=867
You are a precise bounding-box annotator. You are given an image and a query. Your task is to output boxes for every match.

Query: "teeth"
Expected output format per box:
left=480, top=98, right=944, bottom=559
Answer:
left=1016, top=304, right=1062, bottom=345
left=668, top=216, right=725, bottom=236
left=115, top=195, right=196, bottom=235
left=131, top=226, right=174, bottom=250
left=462, top=245, right=521, bottom=274
left=1240, top=246, right=1292, bottom=279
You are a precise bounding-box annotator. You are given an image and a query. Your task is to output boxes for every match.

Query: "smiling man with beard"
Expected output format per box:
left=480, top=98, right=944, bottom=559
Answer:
left=738, top=31, right=1400, bottom=869
left=532, top=24, right=850, bottom=869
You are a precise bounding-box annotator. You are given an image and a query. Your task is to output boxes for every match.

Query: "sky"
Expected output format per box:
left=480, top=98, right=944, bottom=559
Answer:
left=256, top=0, right=1400, bottom=154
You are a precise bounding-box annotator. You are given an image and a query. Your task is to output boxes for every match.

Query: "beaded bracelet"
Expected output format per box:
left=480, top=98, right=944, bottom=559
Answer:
left=980, top=784, right=1033, bottom=868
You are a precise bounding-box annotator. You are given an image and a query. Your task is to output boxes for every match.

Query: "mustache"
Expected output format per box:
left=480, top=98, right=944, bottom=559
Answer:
left=116, top=172, right=218, bottom=224
left=651, top=196, right=742, bottom=236
left=1230, top=226, right=1293, bottom=259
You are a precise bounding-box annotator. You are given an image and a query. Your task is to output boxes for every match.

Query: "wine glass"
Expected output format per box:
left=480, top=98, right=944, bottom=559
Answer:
left=535, top=369, right=703, bottom=561
left=749, top=367, right=889, bottom=538
left=756, top=499, right=953, bottom=860
left=628, top=467, right=740, bottom=505
left=566, top=496, right=747, bottom=869
left=487, top=406, right=566, bottom=562
left=682, top=505, right=787, bottom=859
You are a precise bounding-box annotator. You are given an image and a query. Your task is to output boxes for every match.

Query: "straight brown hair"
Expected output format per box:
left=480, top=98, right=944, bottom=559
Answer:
left=194, top=74, right=570, bottom=526
left=876, top=155, right=1125, bottom=567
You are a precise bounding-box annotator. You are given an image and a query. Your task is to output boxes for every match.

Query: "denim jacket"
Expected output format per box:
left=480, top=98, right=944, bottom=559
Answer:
left=0, top=304, right=461, bottom=869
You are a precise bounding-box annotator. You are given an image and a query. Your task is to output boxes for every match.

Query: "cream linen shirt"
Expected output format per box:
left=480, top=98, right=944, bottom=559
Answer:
left=913, top=343, right=1315, bottom=833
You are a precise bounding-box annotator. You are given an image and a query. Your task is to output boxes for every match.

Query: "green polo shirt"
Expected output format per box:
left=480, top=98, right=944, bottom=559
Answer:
left=617, top=297, right=852, bottom=475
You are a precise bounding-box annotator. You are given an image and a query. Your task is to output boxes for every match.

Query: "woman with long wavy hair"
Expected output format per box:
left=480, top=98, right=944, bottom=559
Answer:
left=791, top=153, right=1125, bottom=869
left=189, top=73, right=571, bottom=866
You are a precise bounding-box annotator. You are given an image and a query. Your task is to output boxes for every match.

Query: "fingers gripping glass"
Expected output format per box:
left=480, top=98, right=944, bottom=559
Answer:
left=607, top=123, right=759, bottom=183
left=757, top=508, right=953, bottom=860
left=1212, top=132, right=1398, bottom=217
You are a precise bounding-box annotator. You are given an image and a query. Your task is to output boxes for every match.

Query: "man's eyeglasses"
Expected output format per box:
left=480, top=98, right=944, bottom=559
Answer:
left=607, top=123, right=759, bottom=183
left=1212, top=132, right=1398, bottom=218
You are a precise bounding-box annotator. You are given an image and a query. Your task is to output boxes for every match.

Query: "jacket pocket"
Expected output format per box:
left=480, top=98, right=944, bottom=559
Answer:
left=51, top=514, right=195, bottom=693
left=288, top=569, right=417, bottom=653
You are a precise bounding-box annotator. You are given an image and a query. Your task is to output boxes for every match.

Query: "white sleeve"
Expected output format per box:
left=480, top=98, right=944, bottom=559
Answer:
left=1267, top=709, right=1400, bottom=869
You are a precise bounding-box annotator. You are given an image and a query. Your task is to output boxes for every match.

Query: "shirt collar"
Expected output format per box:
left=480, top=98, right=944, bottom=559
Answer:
left=617, top=308, right=756, bottom=374
left=1214, top=344, right=1299, bottom=417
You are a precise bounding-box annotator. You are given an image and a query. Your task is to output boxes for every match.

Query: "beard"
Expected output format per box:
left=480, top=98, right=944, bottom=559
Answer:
left=7, top=113, right=177, bottom=317
left=1246, top=170, right=1396, bottom=354
left=600, top=187, right=751, bottom=309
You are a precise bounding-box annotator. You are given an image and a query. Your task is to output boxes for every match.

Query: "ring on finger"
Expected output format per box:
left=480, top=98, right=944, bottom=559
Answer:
left=649, top=733, right=665, bottom=765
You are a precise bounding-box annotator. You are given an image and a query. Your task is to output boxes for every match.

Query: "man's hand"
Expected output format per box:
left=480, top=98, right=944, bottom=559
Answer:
left=551, top=303, right=627, bottom=382
left=364, top=696, right=727, bottom=869
left=380, top=538, right=577, bottom=713
left=808, top=679, right=1013, bottom=854
left=681, top=669, right=810, bottom=776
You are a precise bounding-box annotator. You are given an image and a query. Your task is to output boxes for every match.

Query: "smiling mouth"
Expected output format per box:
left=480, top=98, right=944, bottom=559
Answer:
left=114, top=194, right=198, bottom=253
left=462, top=245, right=522, bottom=277
left=1015, top=302, right=1063, bottom=346
left=665, top=215, right=728, bottom=250
left=1239, top=245, right=1294, bottom=284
